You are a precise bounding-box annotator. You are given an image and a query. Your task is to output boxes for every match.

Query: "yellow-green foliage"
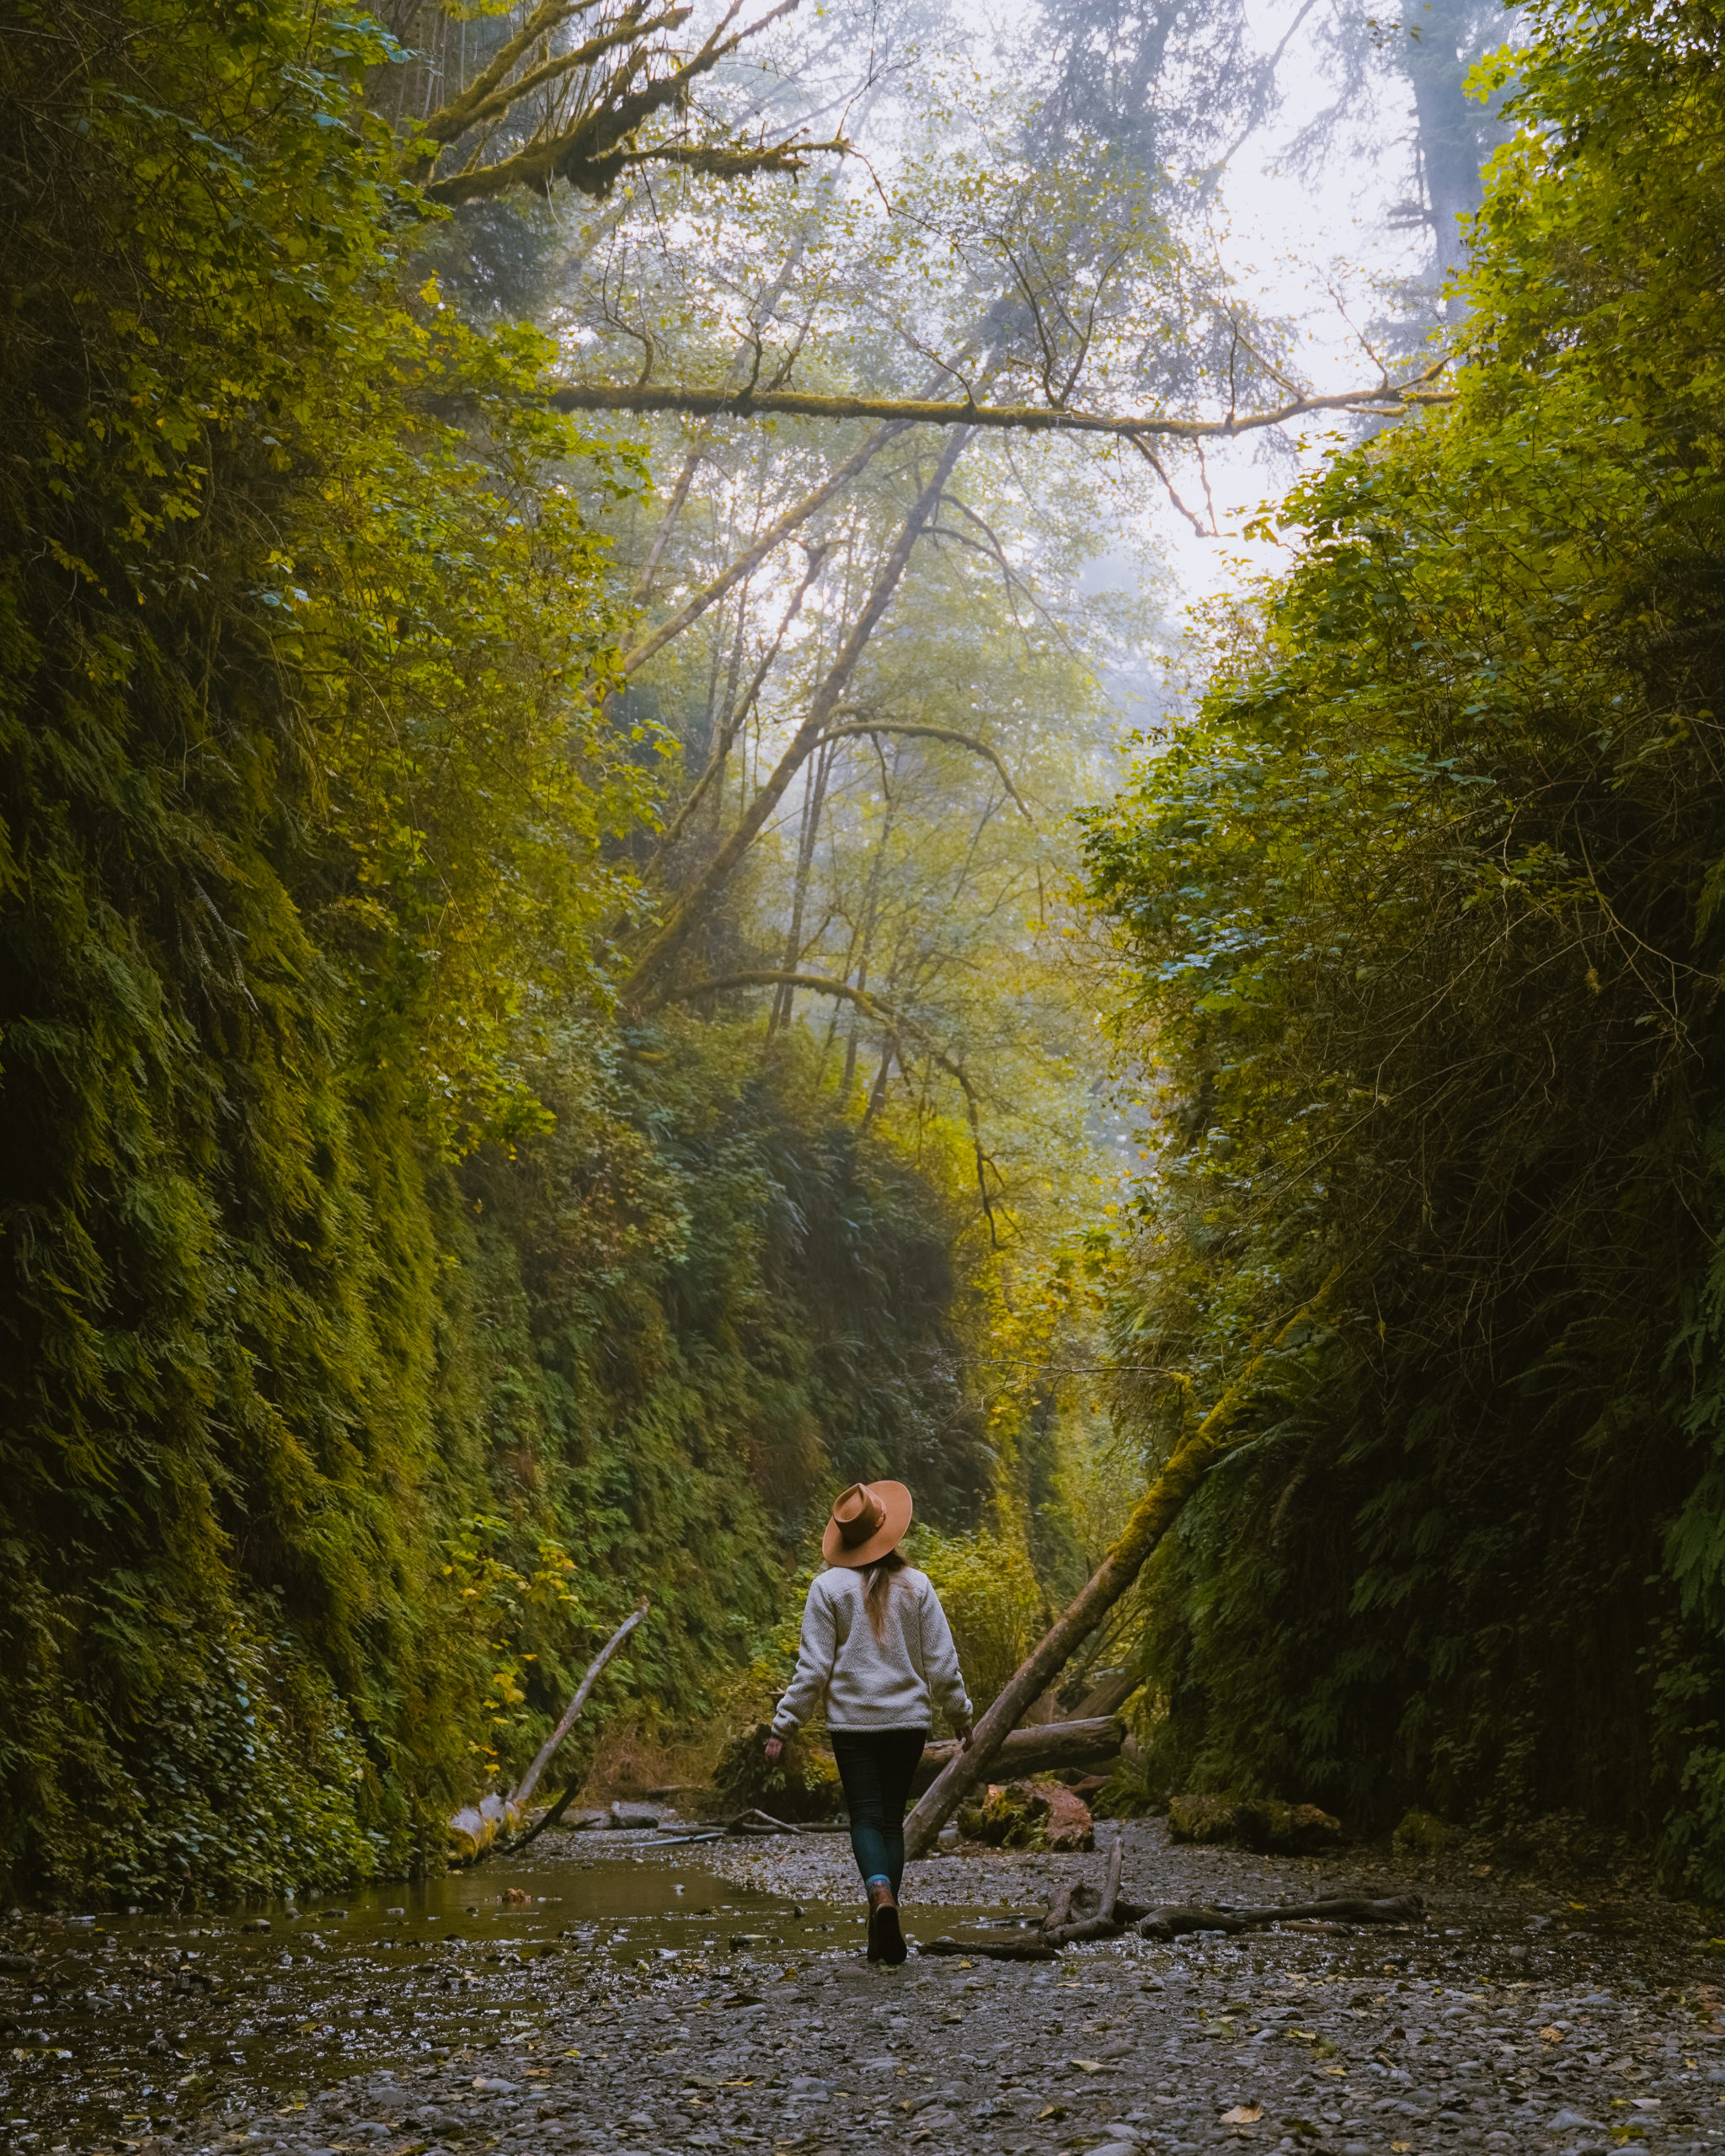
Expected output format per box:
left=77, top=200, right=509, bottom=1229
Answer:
left=1082, top=0, right=1725, bottom=1886
left=907, top=1526, right=1048, bottom=1716
left=714, top=1723, right=841, bottom=1822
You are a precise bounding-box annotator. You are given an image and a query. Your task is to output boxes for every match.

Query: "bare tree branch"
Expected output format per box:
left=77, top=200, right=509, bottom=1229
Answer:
left=649, top=542, right=830, bottom=867
left=618, top=421, right=910, bottom=676
left=814, top=723, right=1033, bottom=818
left=622, top=428, right=973, bottom=996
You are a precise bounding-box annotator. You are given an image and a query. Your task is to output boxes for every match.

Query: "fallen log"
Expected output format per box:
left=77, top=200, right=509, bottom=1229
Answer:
left=513, top=1601, right=651, bottom=1808
left=1122, top=1892, right=1424, bottom=1940
left=911, top=1716, right=1124, bottom=1795
left=453, top=1601, right=651, bottom=1864
left=1071, top=1662, right=1147, bottom=1720
left=902, top=1274, right=1341, bottom=1860
left=729, top=1807, right=816, bottom=1836
left=918, top=1935, right=1060, bottom=1963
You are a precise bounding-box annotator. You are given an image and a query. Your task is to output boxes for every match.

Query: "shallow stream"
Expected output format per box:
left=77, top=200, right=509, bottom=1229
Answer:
left=0, top=1836, right=1006, bottom=2149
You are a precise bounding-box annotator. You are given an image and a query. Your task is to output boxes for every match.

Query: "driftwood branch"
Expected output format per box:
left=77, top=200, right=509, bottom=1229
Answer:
left=921, top=1886, right=1422, bottom=1962
left=1041, top=1879, right=1079, bottom=1936
left=901, top=1273, right=1342, bottom=1859
left=547, top=366, right=1454, bottom=442
left=1124, top=1893, right=1424, bottom=1940
left=1040, top=1837, right=1124, bottom=1946
left=919, top=1935, right=1060, bottom=1963
left=513, top=1601, right=650, bottom=1807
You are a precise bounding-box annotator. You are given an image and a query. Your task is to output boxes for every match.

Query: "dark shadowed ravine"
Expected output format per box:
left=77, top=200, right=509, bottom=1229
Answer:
left=5, top=1820, right=1724, bottom=2156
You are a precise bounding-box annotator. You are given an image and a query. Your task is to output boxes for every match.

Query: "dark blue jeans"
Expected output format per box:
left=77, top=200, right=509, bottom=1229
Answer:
left=829, top=1726, right=928, bottom=1895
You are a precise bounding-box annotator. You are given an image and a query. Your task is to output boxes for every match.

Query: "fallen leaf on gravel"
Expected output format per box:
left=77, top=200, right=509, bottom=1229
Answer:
left=1540, top=2025, right=1565, bottom=2042
left=1072, top=2057, right=1107, bottom=2073
left=1220, top=2104, right=1263, bottom=2124
left=1038, top=2105, right=1067, bottom=2121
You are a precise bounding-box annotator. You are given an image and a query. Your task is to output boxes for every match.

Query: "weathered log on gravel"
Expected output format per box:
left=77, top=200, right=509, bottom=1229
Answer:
left=911, top=1716, right=1124, bottom=1794
left=1124, top=1893, right=1424, bottom=1940
left=918, top=1935, right=1061, bottom=1963
left=729, top=1807, right=817, bottom=1835
left=920, top=1887, right=1420, bottom=1961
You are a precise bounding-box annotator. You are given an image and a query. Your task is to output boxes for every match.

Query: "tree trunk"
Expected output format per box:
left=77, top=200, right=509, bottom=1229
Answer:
left=901, top=1276, right=1338, bottom=1858
left=768, top=737, right=836, bottom=1034
left=626, top=428, right=973, bottom=1000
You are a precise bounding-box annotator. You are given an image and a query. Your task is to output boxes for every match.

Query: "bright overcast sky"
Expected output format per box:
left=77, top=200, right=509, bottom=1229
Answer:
left=1156, top=0, right=1435, bottom=601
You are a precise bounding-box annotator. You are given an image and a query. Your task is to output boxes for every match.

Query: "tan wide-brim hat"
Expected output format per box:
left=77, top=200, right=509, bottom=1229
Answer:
left=821, top=1480, right=913, bottom=1568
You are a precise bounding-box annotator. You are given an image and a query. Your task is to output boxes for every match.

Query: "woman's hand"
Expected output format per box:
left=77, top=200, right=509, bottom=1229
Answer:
left=764, top=1733, right=784, bottom=1764
left=957, top=1722, right=974, bottom=1751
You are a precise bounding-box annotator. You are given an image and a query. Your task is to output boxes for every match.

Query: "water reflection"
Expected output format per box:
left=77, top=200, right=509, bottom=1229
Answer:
left=0, top=1838, right=1003, bottom=2149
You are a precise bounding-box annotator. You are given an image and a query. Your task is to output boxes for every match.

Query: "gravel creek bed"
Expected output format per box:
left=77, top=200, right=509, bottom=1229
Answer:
left=6, top=1817, right=1725, bottom=2156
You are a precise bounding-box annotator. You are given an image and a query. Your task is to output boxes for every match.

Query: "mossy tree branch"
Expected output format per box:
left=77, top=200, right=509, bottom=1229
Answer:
left=549, top=366, right=1454, bottom=441
left=409, top=0, right=843, bottom=207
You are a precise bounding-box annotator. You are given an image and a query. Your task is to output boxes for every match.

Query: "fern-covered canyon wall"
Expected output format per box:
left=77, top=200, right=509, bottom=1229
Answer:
left=1083, top=0, right=1725, bottom=1891
left=0, top=0, right=1007, bottom=1908
left=18, top=0, right=1725, bottom=1915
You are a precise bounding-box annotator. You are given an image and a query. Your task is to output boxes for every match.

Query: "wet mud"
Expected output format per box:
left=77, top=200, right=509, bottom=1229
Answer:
left=4, top=1818, right=1722, bottom=2156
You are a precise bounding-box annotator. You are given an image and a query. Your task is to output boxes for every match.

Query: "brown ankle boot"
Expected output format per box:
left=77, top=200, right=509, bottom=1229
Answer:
left=867, top=1880, right=906, bottom=1967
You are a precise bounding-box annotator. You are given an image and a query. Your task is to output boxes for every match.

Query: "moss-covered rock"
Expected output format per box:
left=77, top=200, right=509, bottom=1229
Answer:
left=1167, top=1792, right=1341, bottom=1854
left=958, top=1779, right=1094, bottom=1850
left=1392, top=1810, right=1460, bottom=1859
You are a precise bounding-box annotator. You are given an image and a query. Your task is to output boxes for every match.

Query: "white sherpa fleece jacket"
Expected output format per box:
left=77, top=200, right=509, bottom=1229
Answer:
left=771, top=1565, right=973, bottom=1735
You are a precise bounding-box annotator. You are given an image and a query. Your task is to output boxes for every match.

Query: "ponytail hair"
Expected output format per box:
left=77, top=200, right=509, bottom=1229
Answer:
left=860, top=1547, right=907, bottom=1640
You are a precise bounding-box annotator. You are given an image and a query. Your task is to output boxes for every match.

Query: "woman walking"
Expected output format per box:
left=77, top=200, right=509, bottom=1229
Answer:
left=765, top=1481, right=973, bottom=1965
